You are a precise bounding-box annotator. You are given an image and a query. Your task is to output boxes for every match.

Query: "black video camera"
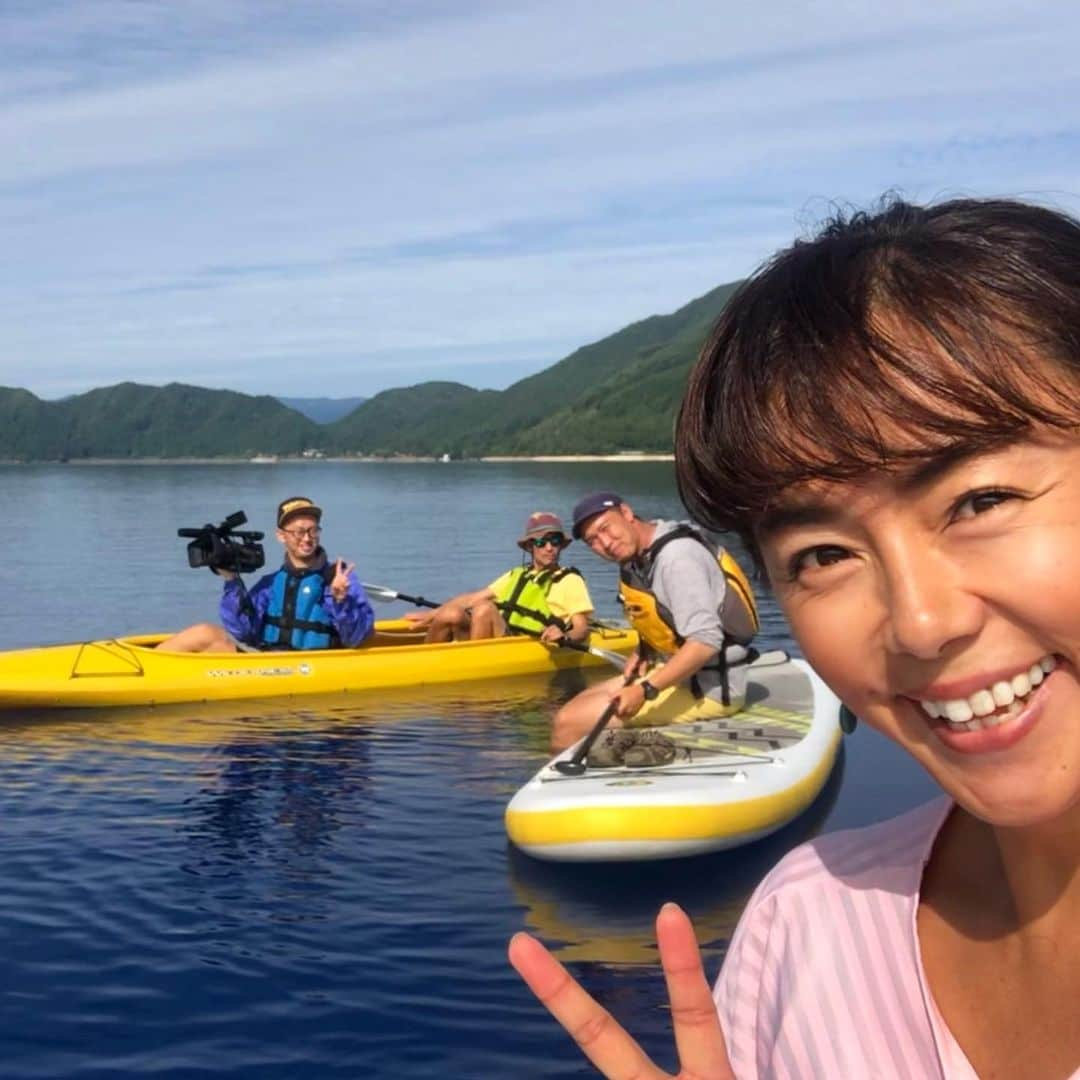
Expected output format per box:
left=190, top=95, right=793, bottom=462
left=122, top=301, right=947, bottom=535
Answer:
left=178, top=511, right=266, bottom=575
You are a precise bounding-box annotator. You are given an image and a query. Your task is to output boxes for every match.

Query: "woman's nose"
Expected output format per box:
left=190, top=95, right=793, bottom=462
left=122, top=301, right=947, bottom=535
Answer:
left=881, top=544, right=984, bottom=660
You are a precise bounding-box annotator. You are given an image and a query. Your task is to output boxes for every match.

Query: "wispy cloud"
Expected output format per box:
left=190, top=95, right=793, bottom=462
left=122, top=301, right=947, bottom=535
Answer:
left=2, top=0, right=1079, bottom=397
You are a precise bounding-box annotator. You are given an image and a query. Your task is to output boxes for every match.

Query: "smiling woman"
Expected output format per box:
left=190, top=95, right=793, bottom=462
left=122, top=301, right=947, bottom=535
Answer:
left=510, top=197, right=1080, bottom=1079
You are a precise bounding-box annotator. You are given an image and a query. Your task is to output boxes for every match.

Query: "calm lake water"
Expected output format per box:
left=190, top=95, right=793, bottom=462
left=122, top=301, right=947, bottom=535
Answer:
left=0, top=462, right=938, bottom=1078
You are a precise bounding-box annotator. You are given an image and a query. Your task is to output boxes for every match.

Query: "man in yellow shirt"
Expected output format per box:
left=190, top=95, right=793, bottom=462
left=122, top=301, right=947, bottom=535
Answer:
left=403, top=512, right=593, bottom=643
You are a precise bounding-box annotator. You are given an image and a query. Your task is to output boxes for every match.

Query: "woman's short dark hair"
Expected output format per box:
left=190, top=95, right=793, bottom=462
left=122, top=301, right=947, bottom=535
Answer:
left=676, top=196, right=1080, bottom=560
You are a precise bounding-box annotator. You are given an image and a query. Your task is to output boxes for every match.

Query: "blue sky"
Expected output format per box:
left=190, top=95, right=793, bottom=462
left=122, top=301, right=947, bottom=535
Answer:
left=3, top=0, right=1078, bottom=399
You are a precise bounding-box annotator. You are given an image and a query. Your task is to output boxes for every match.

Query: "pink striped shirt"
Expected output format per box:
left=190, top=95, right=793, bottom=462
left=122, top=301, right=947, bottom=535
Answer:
left=713, top=798, right=1080, bottom=1079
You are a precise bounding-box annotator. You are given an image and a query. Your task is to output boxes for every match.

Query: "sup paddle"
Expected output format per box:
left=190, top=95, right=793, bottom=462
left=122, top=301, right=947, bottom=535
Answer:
left=553, top=648, right=796, bottom=776
left=553, top=678, right=634, bottom=776
left=361, top=581, right=628, bottom=669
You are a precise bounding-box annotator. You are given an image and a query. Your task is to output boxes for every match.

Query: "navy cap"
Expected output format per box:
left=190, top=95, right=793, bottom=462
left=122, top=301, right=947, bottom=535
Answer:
left=571, top=491, right=623, bottom=539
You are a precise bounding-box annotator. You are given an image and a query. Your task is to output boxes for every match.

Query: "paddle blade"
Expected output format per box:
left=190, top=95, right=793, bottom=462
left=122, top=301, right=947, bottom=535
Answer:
left=554, top=698, right=621, bottom=776
left=361, top=582, right=400, bottom=603
left=553, top=759, right=587, bottom=776
left=360, top=583, right=441, bottom=609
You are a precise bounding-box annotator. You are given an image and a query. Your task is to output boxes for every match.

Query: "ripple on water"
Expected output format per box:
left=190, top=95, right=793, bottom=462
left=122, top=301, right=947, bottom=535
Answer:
left=1, top=681, right=684, bottom=1077
left=0, top=664, right=851, bottom=1077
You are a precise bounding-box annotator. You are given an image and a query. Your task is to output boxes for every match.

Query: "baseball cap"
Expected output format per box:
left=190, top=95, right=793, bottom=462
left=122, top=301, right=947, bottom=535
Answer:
left=277, top=496, right=323, bottom=529
left=571, top=491, right=623, bottom=539
left=517, top=511, right=570, bottom=550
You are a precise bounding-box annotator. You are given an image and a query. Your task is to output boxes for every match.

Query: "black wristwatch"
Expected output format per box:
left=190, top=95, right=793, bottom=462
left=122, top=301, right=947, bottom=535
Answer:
left=640, top=679, right=660, bottom=701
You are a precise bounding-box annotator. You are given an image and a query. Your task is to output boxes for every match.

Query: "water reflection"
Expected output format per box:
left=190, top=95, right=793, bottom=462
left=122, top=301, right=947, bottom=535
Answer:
left=506, top=745, right=846, bottom=964
left=181, top=720, right=378, bottom=874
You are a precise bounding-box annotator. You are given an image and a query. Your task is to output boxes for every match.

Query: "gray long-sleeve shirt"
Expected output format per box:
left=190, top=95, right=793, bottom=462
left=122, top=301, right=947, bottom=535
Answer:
left=633, top=519, right=749, bottom=705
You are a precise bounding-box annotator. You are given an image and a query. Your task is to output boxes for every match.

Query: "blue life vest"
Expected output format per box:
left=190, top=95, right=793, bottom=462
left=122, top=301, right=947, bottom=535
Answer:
left=261, top=562, right=338, bottom=650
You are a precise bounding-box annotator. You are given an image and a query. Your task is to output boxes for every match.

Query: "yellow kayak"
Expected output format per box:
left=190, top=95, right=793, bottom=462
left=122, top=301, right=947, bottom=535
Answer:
left=0, top=620, right=637, bottom=710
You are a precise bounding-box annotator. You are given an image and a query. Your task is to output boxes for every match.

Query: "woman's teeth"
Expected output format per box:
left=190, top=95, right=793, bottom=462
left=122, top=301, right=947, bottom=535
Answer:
left=918, top=656, right=1056, bottom=731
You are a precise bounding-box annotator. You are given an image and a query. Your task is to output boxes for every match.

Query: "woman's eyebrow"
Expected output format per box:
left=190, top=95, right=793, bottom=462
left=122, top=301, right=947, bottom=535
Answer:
left=756, top=502, right=843, bottom=543
left=894, top=444, right=989, bottom=493
left=757, top=444, right=1002, bottom=541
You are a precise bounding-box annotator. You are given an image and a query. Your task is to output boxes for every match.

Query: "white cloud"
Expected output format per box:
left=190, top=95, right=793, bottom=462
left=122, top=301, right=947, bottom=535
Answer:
left=2, top=0, right=1079, bottom=397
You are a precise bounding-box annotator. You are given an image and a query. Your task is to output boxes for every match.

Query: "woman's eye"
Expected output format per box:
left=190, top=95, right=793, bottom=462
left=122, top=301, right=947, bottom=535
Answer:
left=951, top=489, right=1018, bottom=521
left=787, top=545, right=851, bottom=580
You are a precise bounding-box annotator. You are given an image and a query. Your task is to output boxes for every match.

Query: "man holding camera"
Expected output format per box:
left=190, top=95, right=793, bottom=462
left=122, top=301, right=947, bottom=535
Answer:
left=159, top=497, right=374, bottom=652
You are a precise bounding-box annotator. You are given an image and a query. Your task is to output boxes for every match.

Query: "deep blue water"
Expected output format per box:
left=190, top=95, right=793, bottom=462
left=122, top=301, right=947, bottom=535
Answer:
left=0, top=462, right=938, bottom=1078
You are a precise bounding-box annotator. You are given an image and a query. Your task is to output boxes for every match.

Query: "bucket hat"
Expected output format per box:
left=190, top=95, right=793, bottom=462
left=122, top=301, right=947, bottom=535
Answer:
left=517, top=511, right=570, bottom=550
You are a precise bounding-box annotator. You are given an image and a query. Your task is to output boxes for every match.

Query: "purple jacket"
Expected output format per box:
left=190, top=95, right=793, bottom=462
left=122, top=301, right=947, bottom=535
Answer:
left=219, top=557, right=374, bottom=649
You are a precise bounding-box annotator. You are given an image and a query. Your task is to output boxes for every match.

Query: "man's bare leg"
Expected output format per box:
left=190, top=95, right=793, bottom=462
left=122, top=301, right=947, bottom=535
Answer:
left=425, top=604, right=470, bottom=643
left=468, top=600, right=506, bottom=641
left=550, top=673, right=626, bottom=751
left=157, top=623, right=239, bottom=653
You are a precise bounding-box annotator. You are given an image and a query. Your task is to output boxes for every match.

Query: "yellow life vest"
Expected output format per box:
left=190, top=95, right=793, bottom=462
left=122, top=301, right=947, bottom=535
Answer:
left=493, top=566, right=582, bottom=635
left=618, top=525, right=758, bottom=658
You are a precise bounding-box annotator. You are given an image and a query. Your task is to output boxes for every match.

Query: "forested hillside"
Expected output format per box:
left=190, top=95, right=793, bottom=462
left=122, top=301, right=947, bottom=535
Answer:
left=2, top=278, right=742, bottom=459
left=318, top=279, right=741, bottom=456
left=0, top=383, right=318, bottom=459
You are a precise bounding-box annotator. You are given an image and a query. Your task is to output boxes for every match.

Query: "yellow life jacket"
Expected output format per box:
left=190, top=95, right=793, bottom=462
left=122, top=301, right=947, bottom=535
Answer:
left=493, top=565, right=582, bottom=635
left=619, top=523, right=758, bottom=661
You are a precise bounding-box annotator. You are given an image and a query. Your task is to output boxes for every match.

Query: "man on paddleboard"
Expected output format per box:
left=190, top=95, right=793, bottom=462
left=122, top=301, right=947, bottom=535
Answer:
left=159, top=496, right=373, bottom=652
left=550, top=491, right=757, bottom=749
left=403, top=512, right=594, bottom=644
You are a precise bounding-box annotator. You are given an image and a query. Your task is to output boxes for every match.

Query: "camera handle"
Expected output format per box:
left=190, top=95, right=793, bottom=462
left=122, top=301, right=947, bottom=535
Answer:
left=214, top=567, right=258, bottom=622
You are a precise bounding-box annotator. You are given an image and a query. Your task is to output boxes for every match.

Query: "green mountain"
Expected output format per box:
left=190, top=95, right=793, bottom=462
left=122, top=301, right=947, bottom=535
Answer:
left=1, top=279, right=742, bottom=460
left=320, top=280, right=741, bottom=456
left=0, top=382, right=318, bottom=460
left=0, top=387, right=59, bottom=459
left=326, top=381, right=491, bottom=455
left=490, top=281, right=743, bottom=454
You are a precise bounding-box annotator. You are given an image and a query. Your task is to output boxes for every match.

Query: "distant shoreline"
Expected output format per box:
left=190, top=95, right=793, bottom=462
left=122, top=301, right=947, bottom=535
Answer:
left=479, top=454, right=674, bottom=462
left=0, top=454, right=675, bottom=466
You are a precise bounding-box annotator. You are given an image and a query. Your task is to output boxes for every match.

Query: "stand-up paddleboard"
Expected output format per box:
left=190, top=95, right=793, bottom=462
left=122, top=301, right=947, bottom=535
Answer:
left=505, top=655, right=842, bottom=862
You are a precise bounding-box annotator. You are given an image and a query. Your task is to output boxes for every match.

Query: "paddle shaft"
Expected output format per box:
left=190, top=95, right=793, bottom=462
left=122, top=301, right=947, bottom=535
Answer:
left=512, top=625, right=626, bottom=670
left=553, top=649, right=795, bottom=775
left=554, top=698, right=622, bottom=776
left=553, top=672, right=636, bottom=776
left=362, top=581, right=627, bottom=668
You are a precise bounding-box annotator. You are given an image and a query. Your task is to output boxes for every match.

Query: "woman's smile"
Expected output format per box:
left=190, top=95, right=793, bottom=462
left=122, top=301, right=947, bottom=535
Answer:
left=902, top=657, right=1060, bottom=754
left=909, top=653, right=1056, bottom=727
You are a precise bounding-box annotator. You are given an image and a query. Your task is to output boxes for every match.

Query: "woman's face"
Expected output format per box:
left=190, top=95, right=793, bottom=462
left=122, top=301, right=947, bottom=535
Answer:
left=757, top=432, right=1080, bottom=828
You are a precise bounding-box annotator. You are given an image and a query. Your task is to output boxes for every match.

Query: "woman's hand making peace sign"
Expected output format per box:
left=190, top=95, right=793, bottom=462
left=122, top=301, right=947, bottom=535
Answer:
left=509, top=902, right=735, bottom=1078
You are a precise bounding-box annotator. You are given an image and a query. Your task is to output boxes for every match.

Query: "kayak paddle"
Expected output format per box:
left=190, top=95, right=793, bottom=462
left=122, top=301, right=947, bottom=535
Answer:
left=361, top=581, right=440, bottom=610
left=554, top=676, right=634, bottom=776
left=361, top=580, right=627, bottom=669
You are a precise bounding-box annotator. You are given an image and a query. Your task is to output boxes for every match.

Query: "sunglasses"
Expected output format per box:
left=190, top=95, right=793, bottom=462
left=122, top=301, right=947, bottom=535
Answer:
left=531, top=534, right=565, bottom=548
